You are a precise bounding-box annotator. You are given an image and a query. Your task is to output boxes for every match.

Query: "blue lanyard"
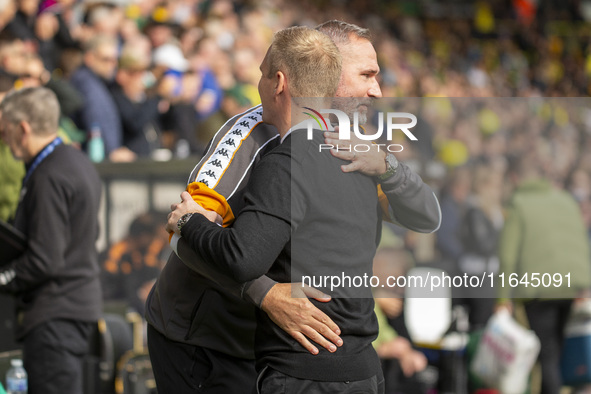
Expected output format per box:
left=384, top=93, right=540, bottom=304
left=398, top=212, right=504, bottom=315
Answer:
left=22, top=137, right=63, bottom=185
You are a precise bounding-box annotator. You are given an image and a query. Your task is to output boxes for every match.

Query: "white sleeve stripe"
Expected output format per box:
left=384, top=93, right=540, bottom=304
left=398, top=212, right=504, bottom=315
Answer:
left=209, top=122, right=262, bottom=190
left=188, top=104, right=262, bottom=182
left=187, top=105, right=262, bottom=186
left=193, top=113, right=263, bottom=188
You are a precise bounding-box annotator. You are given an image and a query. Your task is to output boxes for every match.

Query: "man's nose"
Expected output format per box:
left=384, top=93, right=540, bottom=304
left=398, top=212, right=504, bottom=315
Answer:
left=368, top=80, right=382, bottom=98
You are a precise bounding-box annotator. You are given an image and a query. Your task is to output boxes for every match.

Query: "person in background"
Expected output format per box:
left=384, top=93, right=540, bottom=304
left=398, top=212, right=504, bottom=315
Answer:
left=78, top=3, right=122, bottom=43
left=435, top=165, right=472, bottom=280
left=110, top=44, right=164, bottom=158
left=0, top=33, right=27, bottom=78
left=18, top=54, right=85, bottom=145
left=0, top=72, right=24, bottom=222
left=458, top=162, right=504, bottom=330
left=497, top=151, right=591, bottom=394
left=0, top=0, right=16, bottom=32
left=101, top=211, right=170, bottom=315
left=372, top=246, right=428, bottom=392
left=70, top=34, right=136, bottom=162
left=0, top=87, right=102, bottom=394
left=152, top=42, right=202, bottom=155
left=4, top=0, right=38, bottom=46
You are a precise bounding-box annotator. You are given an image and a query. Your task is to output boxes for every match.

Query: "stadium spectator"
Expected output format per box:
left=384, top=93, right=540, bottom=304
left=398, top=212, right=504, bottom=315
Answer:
left=70, top=35, right=135, bottom=162
left=497, top=151, right=591, bottom=394
left=0, top=72, right=23, bottom=222
left=0, top=34, right=27, bottom=78
left=101, top=211, right=170, bottom=315
left=110, top=44, right=164, bottom=157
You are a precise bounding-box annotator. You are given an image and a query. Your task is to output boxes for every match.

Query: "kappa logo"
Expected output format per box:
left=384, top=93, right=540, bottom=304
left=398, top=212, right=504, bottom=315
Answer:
left=203, top=170, right=217, bottom=180
left=216, top=148, right=230, bottom=158
left=208, top=159, right=223, bottom=168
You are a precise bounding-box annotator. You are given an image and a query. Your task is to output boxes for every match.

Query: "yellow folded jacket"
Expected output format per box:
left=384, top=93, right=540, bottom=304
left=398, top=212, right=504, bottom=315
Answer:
left=169, top=182, right=235, bottom=241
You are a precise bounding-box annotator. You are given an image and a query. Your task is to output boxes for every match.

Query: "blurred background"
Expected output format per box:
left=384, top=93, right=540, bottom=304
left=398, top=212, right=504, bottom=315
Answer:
left=1, top=0, right=591, bottom=393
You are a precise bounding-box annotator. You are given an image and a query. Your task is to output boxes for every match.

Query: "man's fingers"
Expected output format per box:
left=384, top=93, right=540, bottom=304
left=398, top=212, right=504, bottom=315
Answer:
left=309, top=317, right=342, bottom=346
left=329, top=148, right=354, bottom=161
left=290, top=331, right=319, bottom=355
left=309, top=305, right=341, bottom=337
left=323, top=131, right=340, bottom=140
left=297, top=288, right=342, bottom=337
left=301, top=284, right=331, bottom=301
left=340, top=163, right=357, bottom=173
left=329, top=147, right=361, bottom=164
left=165, top=216, right=177, bottom=233
left=325, top=138, right=352, bottom=151
left=181, top=191, right=193, bottom=202
left=300, top=326, right=337, bottom=353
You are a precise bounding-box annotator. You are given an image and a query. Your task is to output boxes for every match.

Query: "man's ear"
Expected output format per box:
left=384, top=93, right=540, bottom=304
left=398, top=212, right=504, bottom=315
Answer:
left=275, top=71, right=286, bottom=96
left=19, top=120, right=32, bottom=140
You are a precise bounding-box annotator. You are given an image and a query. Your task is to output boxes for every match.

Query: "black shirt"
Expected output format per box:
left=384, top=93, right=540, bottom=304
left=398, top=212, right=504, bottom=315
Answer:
left=2, top=143, right=102, bottom=339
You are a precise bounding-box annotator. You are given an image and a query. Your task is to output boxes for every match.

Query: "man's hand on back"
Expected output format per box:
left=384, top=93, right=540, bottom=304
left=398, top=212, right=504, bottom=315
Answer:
left=261, top=283, right=343, bottom=355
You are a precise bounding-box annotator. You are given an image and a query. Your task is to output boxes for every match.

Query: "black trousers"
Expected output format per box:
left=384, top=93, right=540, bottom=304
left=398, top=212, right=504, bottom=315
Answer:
left=147, top=324, right=256, bottom=393
left=257, top=366, right=385, bottom=394
left=23, top=319, right=95, bottom=394
left=525, top=299, right=573, bottom=394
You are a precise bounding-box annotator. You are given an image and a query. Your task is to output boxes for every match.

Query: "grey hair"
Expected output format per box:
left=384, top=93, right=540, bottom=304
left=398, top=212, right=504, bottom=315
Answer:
left=315, top=20, right=372, bottom=45
left=83, top=34, right=118, bottom=54
left=0, top=87, right=60, bottom=136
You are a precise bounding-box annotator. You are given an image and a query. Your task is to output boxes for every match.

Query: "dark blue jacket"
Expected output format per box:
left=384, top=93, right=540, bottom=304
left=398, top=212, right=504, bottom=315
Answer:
left=70, top=66, right=123, bottom=155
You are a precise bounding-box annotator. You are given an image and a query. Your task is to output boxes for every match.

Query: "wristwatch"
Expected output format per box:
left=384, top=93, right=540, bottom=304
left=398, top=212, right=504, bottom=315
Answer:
left=177, top=212, right=194, bottom=233
left=377, top=153, right=399, bottom=181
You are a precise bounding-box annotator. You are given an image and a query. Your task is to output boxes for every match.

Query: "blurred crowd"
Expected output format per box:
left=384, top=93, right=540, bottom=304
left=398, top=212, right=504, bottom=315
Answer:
left=0, top=0, right=591, bottom=162
left=2, top=0, right=591, bottom=392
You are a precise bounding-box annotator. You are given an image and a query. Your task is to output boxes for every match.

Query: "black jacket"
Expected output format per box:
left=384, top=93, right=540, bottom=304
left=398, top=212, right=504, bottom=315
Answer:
left=1, top=142, right=102, bottom=339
